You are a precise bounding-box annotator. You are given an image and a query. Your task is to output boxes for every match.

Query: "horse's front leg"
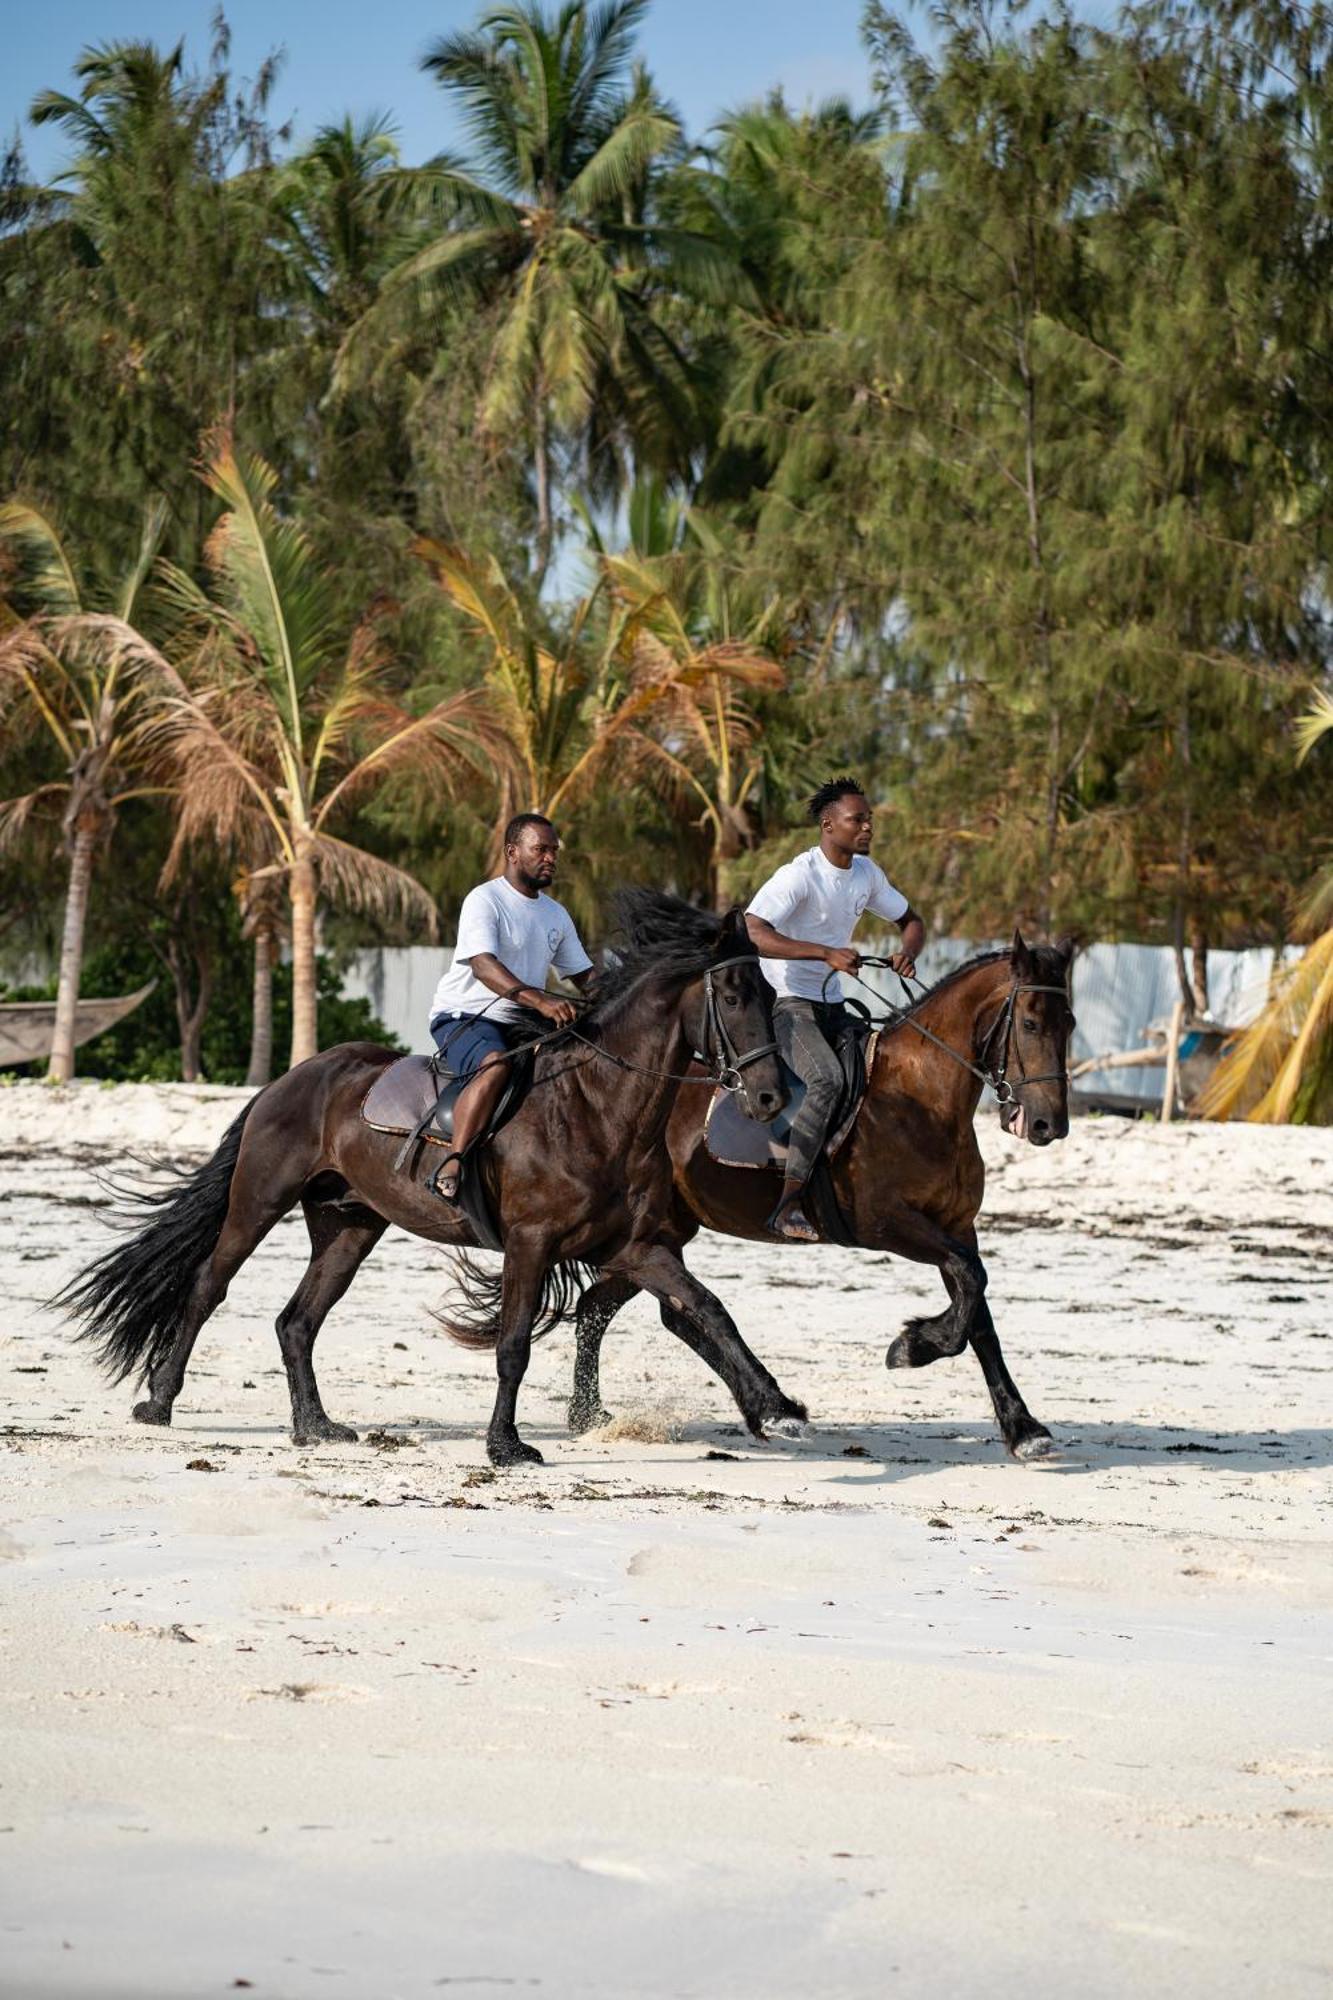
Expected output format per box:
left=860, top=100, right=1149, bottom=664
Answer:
left=967, top=1297, right=1054, bottom=1461
left=880, top=1213, right=1054, bottom=1460
left=487, top=1228, right=551, bottom=1468
left=608, top=1242, right=808, bottom=1439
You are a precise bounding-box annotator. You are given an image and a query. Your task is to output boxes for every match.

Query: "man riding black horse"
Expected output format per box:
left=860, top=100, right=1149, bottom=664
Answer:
left=428, top=812, right=596, bottom=1200
left=746, top=777, right=926, bottom=1243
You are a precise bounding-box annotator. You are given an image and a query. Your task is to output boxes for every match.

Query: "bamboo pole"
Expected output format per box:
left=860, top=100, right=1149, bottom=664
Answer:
left=1160, top=998, right=1186, bottom=1123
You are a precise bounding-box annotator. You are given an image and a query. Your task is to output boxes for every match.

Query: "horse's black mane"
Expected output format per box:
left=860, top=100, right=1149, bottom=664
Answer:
left=521, top=887, right=748, bottom=1057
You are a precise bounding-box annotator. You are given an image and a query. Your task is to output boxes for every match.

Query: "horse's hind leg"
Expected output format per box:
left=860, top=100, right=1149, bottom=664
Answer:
left=568, top=1274, right=638, bottom=1434
left=968, top=1300, right=1053, bottom=1461
left=278, top=1200, right=386, bottom=1447
left=133, top=1178, right=302, bottom=1429
left=487, top=1226, right=552, bottom=1468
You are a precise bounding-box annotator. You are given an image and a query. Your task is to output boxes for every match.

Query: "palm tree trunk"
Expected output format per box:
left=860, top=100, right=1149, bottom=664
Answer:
left=246, top=922, right=274, bottom=1089
left=47, top=819, right=98, bottom=1084
left=533, top=393, right=553, bottom=583
left=289, top=851, right=319, bottom=1068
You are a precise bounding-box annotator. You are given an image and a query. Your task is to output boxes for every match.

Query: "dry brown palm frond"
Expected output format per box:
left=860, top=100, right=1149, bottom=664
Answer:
left=1199, top=930, right=1333, bottom=1122
left=0, top=784, right=69, bottom=855
left=313, top=685, right=506, bottom=826
left=312, top=833, right=440, bottom=936
left=144, top=693, right=290, bottom=888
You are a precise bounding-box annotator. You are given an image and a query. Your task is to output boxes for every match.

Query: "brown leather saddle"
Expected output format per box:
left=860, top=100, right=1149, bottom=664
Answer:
left=704, top=1026, right=878, bottom=1172
left=360, top=1052, right=535, bottom=1252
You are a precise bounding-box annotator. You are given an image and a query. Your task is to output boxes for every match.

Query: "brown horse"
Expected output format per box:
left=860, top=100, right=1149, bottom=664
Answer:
left=567, top=933, right=1075, bottom=1460
left=60, top=893, right=810, bottom=1465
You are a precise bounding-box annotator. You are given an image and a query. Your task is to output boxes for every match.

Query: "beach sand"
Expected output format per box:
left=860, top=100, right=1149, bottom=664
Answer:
left=1, top=1082, right=1330, bottom=1997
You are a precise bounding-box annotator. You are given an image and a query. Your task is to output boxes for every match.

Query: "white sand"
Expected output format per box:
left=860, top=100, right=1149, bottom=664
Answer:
left=2, top=1081, right=1331, bottom=1998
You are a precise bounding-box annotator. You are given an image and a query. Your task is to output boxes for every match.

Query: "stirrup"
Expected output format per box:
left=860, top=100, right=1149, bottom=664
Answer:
left=429, top=1152, right=464, bottom=1202
left=765, top=1191, right=818, bottom=1242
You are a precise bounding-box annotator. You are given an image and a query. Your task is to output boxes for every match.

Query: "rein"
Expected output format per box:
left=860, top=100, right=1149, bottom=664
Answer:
left=829, top=957, right=1070, bottom=1105
left=496, top=954, right=777, bottom=1096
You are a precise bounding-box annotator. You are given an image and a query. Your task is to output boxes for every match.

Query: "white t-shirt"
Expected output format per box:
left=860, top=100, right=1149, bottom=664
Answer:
left=747, top=847, right=909, bottom=1002
left=430, top=877, right=593, bottom=1026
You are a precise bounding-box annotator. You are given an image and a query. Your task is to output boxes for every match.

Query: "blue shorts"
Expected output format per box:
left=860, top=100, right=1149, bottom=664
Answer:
left=429, top=1012, right=515, bottom=1080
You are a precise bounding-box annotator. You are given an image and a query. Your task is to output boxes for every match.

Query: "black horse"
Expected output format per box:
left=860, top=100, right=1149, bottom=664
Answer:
left=59, top=892, right=807, bottom=1465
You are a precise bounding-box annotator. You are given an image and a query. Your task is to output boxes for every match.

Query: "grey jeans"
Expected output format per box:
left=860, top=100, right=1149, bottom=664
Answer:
left=774, top=997, right=847, bottom=1185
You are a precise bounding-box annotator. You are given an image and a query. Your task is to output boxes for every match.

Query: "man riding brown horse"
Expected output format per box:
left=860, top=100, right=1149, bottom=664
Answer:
left=746, top=778, right=926, bottom=1243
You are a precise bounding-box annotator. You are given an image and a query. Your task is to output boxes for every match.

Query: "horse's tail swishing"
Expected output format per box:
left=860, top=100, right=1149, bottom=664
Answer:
left=56, top=1102, right=257, bottom=1386
left=435, top=1251, right=598, bottom=1350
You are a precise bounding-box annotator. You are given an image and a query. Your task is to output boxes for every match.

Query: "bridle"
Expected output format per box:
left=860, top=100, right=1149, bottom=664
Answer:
left=834, top=958, right=1071, bottom=1109
left=692, top=954, right=780, bottom=1096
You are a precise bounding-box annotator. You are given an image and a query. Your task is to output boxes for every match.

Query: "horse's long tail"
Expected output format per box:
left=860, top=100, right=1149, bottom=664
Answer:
left=435, top=1252, right=599, bottom=1350
left=55, top=1101, right=256, bottom=1385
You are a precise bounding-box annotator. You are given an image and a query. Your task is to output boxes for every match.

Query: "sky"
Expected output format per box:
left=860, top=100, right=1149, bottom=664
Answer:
left=5, top=0, right=879, bottom=181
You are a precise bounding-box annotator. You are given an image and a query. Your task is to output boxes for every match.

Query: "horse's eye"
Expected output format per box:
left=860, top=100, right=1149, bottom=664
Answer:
left=1022, top=1017, right=1039, bottom=1033
left=724, top=992, right=741, bottom=1009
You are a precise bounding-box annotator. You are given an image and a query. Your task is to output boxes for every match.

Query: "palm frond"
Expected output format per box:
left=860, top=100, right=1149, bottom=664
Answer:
left=0, top=501, right=82, bottom=615
left=115, top=495, right=169, bottom=624
left=0, top=783, right=70, bottom=855
left=1295, top=688, right=1333, bottom=765
left=562, top=99, right=678, bottom=210
left=1200, top=932, right=1333, bottom=1123
left=313, top=685, right=503, bottom=826
left=312, top=833, right=440, bottom=936
left=200, top=437, right=338, bottom=760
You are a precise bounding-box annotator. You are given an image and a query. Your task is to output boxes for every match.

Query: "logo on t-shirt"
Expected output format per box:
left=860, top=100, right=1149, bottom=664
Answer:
left=547, top=925, right=563, bottom=955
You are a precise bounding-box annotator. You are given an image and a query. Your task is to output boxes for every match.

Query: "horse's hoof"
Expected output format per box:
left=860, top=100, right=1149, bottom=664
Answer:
left=885, top=1334, right=920, bottom=1370
left=293, top=1420, right=359, bottom=1446
left=764, top=1413, right=811, bottom=1440
left=487, top=1435, right=544, bottom=1468
left=132, top=1400, right=171, bottom=1427
left=567, top=1402, right=613, bottom=1437
left=1012, top=1431, right=1057, bottom=1462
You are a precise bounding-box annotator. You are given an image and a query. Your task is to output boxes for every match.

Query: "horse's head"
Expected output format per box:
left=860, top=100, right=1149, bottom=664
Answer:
left=995, top=931, right=1075, bottom=1147
left=695, top=907, right=787, bottom=1123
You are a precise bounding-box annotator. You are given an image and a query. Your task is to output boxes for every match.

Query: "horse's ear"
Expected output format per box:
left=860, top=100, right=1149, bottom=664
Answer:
left=1053, top=932, right=1076, bottom=965
left=725, top=904, right=750, bottom=948
left=1011, top=927, right=1034, bottom=977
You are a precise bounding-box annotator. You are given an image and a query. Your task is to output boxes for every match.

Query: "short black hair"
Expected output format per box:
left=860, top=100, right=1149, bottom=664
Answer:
left=807, top=777, right=866, bottom=822
left=503, top=811, right=556, bottom=849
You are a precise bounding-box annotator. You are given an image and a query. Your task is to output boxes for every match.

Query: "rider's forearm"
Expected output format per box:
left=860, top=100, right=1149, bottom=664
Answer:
left=466, top=951, right=544, bottom=1004
left=898, top=912, right=926, bottom=958
left=744, top=916, right=840, bottom=963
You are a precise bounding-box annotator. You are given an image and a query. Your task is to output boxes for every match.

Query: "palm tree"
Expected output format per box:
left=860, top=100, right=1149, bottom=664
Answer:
left=148, top=438, right=502, bottom=1068
left=1201, top=692, right=1333, bottom=1123
left=416, top=513, right=786, bottom=903
left=0, top=498, right=168, bottom=1081
left=361, top=0, right=748, bottom=576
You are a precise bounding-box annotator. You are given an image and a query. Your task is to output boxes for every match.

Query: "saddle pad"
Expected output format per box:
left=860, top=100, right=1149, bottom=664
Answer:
left=704, top=1029, right=878, bottom=1171
left=361, top=1055, right=459, bottom=1145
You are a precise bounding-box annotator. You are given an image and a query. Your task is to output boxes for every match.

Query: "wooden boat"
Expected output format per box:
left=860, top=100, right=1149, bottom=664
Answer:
left=0, top=982, right=155, bottom=1067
